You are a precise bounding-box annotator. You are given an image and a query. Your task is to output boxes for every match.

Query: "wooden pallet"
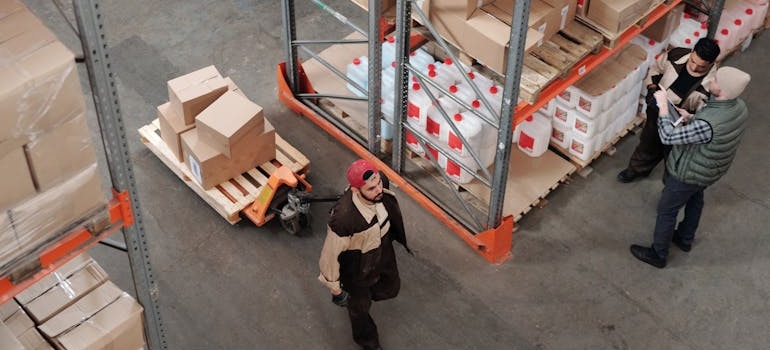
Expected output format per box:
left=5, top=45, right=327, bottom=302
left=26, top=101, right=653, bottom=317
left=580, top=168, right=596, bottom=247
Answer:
left=138, top=119, right=310, bottom=224
left=520, top=21, right=603, bottom=103
left=551, top=114, right=645, bottom=171
left=576, top=0, right=665, bottom=48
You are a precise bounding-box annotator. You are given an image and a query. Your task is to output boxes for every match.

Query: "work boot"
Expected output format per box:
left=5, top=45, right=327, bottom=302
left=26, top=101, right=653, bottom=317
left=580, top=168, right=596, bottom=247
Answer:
left=671, top=232, right=692, bottom=252
left=617, top=169, right=648, bottom=183
left=630, top=244, right=666, bottom=268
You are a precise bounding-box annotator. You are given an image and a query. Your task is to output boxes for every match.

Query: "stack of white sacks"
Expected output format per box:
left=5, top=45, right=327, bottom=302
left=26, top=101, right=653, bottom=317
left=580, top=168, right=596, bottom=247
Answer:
left=541, top=42, right=650, bottom=161
left=346, top=40, right=509, bottom=184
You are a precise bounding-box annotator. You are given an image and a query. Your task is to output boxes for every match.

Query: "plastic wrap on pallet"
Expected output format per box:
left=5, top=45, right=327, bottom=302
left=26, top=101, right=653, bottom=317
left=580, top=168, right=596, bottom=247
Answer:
left=1, top=165, right=107, bottom=273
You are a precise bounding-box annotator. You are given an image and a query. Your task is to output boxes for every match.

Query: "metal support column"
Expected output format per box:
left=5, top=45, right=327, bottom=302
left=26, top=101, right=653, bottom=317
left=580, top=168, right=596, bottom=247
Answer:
left=281, top=0, right=299, bottom=92
left=488, top=0, right=531, bottom=229
left=73, top=1, right=166, bottom=349
left=392, top=0, right=411, bottom=172
left=367, top=0, right=383, bottom=156
left=707, top=0, right=727, bottom=40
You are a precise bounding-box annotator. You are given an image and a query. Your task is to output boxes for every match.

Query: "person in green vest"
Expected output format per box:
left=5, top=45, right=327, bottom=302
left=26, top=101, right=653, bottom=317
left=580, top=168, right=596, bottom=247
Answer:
left=630, top=66, right=751, bottom=268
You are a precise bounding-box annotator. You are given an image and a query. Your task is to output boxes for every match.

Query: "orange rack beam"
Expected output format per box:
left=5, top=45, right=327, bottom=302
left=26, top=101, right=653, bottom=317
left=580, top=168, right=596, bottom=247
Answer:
left=277, top=62, right=513, bottom=264
left=0, top=190, right=134, bottom=303
left=513, top=0, right=683, bottom=126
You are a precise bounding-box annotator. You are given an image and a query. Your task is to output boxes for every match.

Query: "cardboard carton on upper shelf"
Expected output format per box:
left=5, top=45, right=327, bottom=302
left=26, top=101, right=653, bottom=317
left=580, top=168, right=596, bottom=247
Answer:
left=0, top=145, right=36, bottom=210
left=16, top=327, right=53, bottom=350
left=158, top=102, right=196, bottom=163
left=195, top=91, right=266, bottom=158
left=24, top=114, right=98, bottom=192
left=586, top=0, right=654, bottom=33
left=482, top=0, right=563, bottom=44
left=181, top=119, right=276, bottom=190
left=542, top=0, right=577, bottom=31
left=0, top=211, right=22, bottom=277
left=642, top=3, right=683, bottom=42
left=0, top=299, right=21, bottom=322
left=2, top=307, right=33, bottom=343
left=167, top=65, right=229, bottom=125
left=429, top=0, right=544, bottom=75
left=38, top=281, right=145, bottom=350
left=10, top=164, right=107, bottom=252
left=15, top=259, right=109, bottom=324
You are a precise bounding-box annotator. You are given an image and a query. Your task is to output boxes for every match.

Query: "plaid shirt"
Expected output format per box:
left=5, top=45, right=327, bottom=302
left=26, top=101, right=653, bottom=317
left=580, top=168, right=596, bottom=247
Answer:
left=657, top=111, right=712, bottom=145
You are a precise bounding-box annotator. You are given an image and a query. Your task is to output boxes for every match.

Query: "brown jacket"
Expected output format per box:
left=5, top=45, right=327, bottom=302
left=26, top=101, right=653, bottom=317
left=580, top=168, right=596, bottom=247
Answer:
left=644, top=47, right=717, bottom=113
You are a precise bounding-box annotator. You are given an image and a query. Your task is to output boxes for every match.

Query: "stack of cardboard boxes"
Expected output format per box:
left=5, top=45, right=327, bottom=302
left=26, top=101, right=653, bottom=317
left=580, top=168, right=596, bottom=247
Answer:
left=0, top=1, right=107, bottom=270
left=157, top=66, right=276, bottom=190
left=427, top=0, right=578, bottom=75
left=580, top=0, right=657, bottom=34
left=0, top=253, right=146, bottom=350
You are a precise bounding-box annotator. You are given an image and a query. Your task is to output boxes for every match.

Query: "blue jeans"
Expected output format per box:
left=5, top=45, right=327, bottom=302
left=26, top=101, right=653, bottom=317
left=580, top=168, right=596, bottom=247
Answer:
left=653, top=174, right=706, bottom=258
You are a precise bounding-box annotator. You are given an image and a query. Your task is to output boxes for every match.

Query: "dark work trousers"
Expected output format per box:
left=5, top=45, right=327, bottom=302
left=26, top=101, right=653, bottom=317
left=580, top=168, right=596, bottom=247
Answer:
left=345, top=240, right=401, bottom=349
left=627, top=97, right=672, bottom=175
left=652, top=174, right=706, bottom=258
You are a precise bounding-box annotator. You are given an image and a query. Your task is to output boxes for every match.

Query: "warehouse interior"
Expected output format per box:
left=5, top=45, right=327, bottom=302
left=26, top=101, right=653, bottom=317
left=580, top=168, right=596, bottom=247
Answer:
left=10, top=0, right=770, bottom=349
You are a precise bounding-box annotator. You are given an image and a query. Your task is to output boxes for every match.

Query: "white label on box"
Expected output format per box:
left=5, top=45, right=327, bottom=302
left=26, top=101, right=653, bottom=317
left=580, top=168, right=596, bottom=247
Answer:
left=188, top=155, right=203, bottom=185
left=560, top=6, right=568, bottom=29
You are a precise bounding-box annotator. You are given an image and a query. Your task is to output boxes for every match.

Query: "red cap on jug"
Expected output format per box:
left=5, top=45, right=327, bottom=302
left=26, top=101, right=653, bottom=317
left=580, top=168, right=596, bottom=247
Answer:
left=387, top=36, right=394, bottom=43
left=454, top=113, right=463, bottom=122
left=353, top=57, right=361, bottom=65
left=472, top=100, right=481, bottom=108
left=449, top=85, right=458, bottom=93
left=490, top=86, right=499, bottom=94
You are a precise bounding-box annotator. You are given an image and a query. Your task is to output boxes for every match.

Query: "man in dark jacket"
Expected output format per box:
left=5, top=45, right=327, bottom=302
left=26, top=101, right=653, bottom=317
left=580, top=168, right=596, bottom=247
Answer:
left=630, top=66, right=751, bottom=268
left=618, top=38, right=720, bottom=182
left=318, top=159, right=409, bottom=350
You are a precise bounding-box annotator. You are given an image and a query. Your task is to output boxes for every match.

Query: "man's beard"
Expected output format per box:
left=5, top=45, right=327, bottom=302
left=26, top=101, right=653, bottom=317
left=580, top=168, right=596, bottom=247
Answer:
left=362, top=192, right=383, bottom=203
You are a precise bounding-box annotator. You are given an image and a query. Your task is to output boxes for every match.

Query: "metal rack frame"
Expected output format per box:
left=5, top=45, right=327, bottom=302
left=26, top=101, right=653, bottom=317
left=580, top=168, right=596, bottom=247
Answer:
left=0, top=1, right=165, bottom=349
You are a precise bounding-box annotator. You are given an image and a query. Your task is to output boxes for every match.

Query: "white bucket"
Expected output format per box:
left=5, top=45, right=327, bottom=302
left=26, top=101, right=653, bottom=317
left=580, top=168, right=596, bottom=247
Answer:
left=550, top=121, right=572, bottom=149
left=573, top=109, right=600, bottom=138
left=551, top=100, right=577, bottom=129
left=556, top=85, right=579, bottom=107
left=568, top=132, right=596, bottom=161
left=346, top=56, right=368, bottom=97
left=539, top=98, right=556, bottom=117
left=410, top=48, right=435, bottom=74
left=516, top=114, right=551, bottom=157
left=446, top=84, right=477, bottom=108
left=434, top=58, right=467, bottom=84
left=573, top=84, right=607, bottom=119
left=426, top=68, right=455, bottom=93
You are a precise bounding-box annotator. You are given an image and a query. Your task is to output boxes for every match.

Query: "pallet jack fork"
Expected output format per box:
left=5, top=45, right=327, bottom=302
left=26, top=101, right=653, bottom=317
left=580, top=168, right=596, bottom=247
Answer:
left=242, top=165, right=340, bottom=235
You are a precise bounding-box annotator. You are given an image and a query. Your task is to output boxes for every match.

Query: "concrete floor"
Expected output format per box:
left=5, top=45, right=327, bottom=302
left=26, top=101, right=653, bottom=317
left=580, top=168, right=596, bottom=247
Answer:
left=23, top=1, right=770, bottom=349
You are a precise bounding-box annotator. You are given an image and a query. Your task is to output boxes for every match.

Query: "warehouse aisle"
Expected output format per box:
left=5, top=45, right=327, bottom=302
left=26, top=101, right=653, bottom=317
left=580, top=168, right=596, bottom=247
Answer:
left=23, top=0, right=770, bottom=349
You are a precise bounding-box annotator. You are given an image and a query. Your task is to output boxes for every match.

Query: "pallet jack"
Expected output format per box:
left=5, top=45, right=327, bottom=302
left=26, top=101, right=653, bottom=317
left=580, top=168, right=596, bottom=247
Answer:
left=241, top=165, right=340, bottom=235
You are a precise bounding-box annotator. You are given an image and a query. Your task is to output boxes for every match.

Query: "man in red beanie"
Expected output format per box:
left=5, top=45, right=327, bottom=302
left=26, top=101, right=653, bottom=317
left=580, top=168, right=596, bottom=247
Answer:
left=318, top=159, right=410, bottom=350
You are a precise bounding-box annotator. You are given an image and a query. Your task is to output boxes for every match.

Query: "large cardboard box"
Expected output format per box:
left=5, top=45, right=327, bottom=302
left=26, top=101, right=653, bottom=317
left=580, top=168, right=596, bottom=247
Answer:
left=0, top=0, right=26, bottom=19
left=16, top=261, right=108, bottom=324
left=3, top=308, right=33, bottom=342
left=17, top=327, right=54, bottom=350
left=0, top=321, right=24, bottom=350
left=167, top=66, right=228, bottom=125
left=195, top=91, right=265, bottom=158
left=39, top=281, right=145, bottom=350
left=25, top=114, right=98, bottom=191
left=0, top=300, right=21, bottom=322
left=13, top=254, right=93, bottom=306
left=181, top=119, right=276, bottom=190
left=587, top=0, right=653, bottom=33
left=224, top=77, right=247, bottom=98
left=642, top=3, right=683, bottom=42
left=11, top=165, right=106, bottom=250
left=542, top=0, right=577, bottom=30
left=0, top=9, right=46, bottom=42
left=483, top=0, right=562, bottom=42
left=0, top=145, right=36, bottom=210
left=158, top=102, right=195, bottom=162
left=429, top=0, right=543, bottom=75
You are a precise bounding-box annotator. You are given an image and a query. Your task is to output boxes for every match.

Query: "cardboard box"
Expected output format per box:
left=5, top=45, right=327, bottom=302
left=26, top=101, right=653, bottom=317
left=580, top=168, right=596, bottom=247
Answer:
left=0, top=300, right=21, bottom=322
left=158, top=102, right=195, bottom=162
left=17, top=327, right=54, bottom=350
left=224, top=77, right=247, bottom=98
left=429, top=0, right=543, bottom=75
left=1, top=210, right=21, bottom=271
left=17, top=261, right=108, bottom=324
left=3, top=308, right=33, bottom=341
left=11, top=165, right=106, bottom=249
left=181, top=120, right=276, bottom=190
left=642, top=3, right=682, bottom=42
left=1, top=41, right=85, bottom=141
left=39, top=281, right=145, bottom=350
left=0, top=0, right=26, bottom=19
left=542, top=0, right=577, bottom=30
left=25, top=114, right=98, bottom=191
left=167, top=66, right=228, bottom=125
left=482, top=0, right=562, bottom=41
left=195, top=91, right=265, bottom=158
left=13, top=254, right=93, bottom=306
left=0, top=9, right=46, bottom=42
left=0, top=145, right=36, bottom=210
left=587, top=0, right=653, bottom=33
left=0, top=321, right=24, bottom=350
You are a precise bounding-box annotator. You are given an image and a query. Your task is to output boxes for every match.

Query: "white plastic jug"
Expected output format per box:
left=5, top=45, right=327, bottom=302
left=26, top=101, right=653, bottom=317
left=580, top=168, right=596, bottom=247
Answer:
left=381, top=36, right=397, bottom=69
left=550, top=121, right=572, bottom=149
left=409, top=48, right=435, bottom=74
left=573, top=109, right=600, bottom=138
left=407, top=83, right=432, bottom=128
left=551, top=100, right=578, bottom=129
left=741, top=0, right=769, bottom=30
left=715, top=27, right=737, bottom=60
left=446, top=84, right=477, bottom=108
left=346, top=56, right=368, bottom=97
left=516, top=114, right=551, bottom=157
left=445, top=112, right=483, bottom=158
left=426, top=97, right=459, bottom=139
left=568, top=131, right=596, bottom=161
left=433, top=58, right=467, bottom=84
left=439, top=151, right=478, bottom=184
left=631, top=35, right=667, bottom=67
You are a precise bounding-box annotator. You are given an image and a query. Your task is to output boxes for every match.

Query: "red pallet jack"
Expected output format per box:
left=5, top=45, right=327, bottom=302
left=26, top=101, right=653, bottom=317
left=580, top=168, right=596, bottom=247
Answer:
left=241, top=165, right=340, bottom=234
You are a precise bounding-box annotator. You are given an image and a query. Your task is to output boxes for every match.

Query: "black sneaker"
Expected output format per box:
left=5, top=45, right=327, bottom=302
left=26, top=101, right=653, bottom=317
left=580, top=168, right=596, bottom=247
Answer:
left=617, top=169, right=648, bottom=183
left=630, top=244, right=667, bottom=268
left=672, top=233, right=692, bottom=252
